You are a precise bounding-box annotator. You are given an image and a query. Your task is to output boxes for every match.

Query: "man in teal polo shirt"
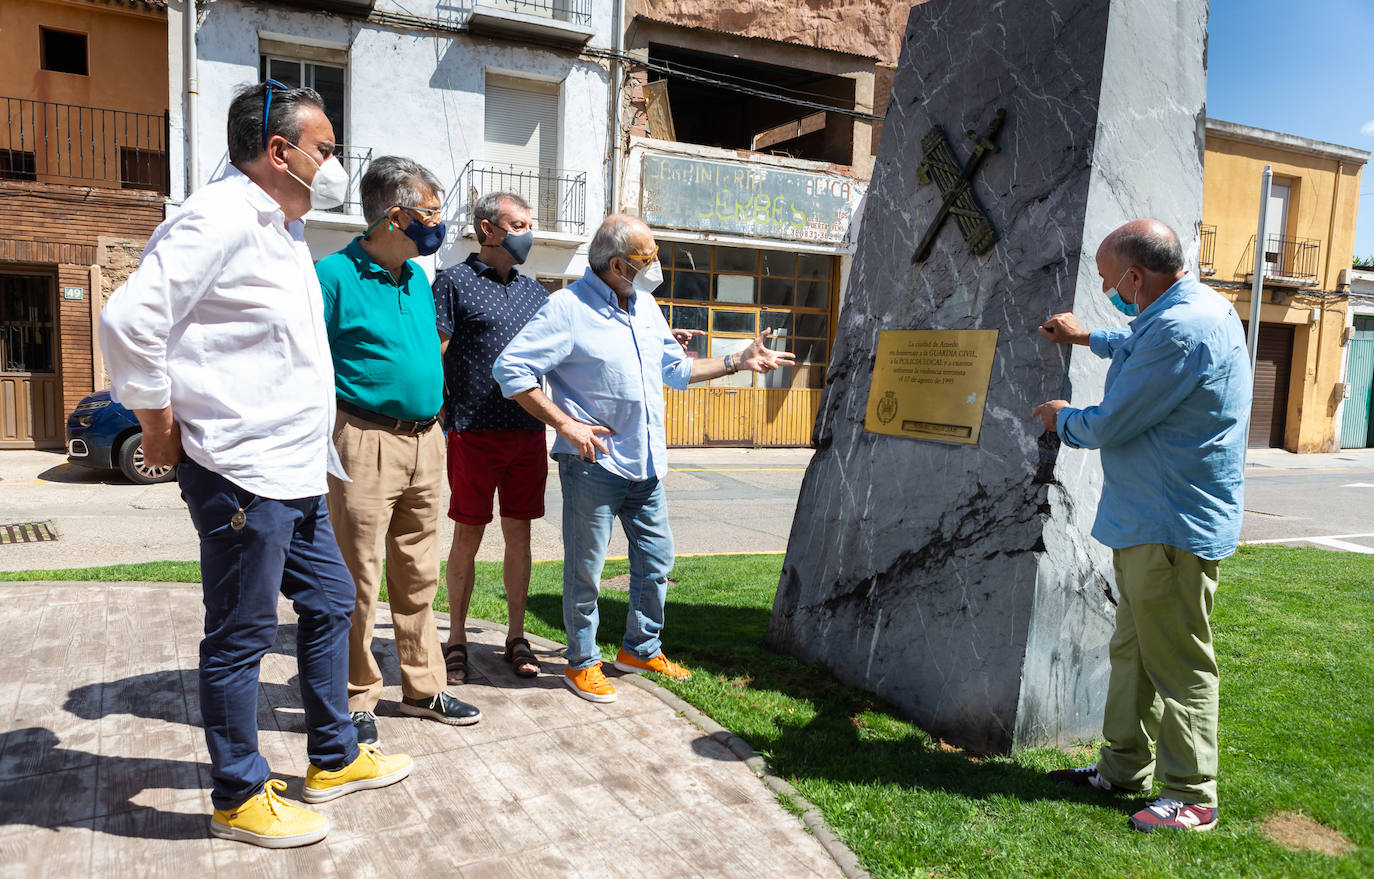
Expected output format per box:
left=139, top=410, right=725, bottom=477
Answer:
left=317, top=156, right=480, bottom=745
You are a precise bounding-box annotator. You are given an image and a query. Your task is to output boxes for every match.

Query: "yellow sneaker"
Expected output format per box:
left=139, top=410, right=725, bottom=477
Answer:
left=564, top=662, right=617, bottom=702
left=613, top=648, right=691, bottom=680
left=302, top=742, right=412, bottom=804
left=209, top=779, right=329, bottom=848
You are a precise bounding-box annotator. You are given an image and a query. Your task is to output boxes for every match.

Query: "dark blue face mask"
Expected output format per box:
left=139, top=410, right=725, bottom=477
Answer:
left=402, top=216, right=446, bottom=256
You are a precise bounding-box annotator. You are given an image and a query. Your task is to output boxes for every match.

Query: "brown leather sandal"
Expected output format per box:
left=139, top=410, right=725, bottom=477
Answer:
left=443, top=643, right=468, bottom=685
left=504, top=638, right=539, bottom=678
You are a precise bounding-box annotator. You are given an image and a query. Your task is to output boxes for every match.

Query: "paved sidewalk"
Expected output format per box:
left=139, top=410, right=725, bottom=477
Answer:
left=0, top=582, right=843, bottom=878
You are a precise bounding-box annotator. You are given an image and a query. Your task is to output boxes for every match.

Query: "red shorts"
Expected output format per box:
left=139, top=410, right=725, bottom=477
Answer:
left=446, top=429, right=548, bottom=525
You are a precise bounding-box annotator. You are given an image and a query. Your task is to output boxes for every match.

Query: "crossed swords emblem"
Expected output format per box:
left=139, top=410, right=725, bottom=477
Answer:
left=911, top=108, right=1006, bottom=264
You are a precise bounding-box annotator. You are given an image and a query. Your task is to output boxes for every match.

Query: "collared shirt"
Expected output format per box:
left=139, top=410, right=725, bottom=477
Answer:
left=317, top=238, right=444, bottom=422
left=98, top=165, right=344, bottom=500
left=1056, top=275, right=1251, bottom=560
left=433, top=252, right=546, bottom=432
left=494, top=266, right=693, bottom=481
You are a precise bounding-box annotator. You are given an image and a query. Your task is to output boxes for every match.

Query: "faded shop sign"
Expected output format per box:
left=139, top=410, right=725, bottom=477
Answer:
left=640, top=154, right=860, bottom=245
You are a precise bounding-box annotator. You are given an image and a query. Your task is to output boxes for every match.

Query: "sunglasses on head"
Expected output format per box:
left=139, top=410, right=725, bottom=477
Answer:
left=261, top=78, right=287, bottom=149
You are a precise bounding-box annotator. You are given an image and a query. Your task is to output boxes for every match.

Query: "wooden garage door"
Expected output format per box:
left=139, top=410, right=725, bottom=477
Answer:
left=1247, top=323, right=1293, bottom=449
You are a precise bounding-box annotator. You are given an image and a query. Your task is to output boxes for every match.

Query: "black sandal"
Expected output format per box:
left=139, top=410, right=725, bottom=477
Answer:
left=443, top=643, right=468, bottom=685
left=504, top=638, right=539, bottom=678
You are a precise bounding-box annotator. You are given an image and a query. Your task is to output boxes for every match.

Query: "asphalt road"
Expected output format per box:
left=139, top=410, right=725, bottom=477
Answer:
left=3, top=444, right=1373, bottom=572
left=0, top=445, right=810, bottom=571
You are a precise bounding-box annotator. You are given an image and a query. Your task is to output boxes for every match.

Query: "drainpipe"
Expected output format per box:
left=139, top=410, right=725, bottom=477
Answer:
left=1247, top=165, right=1272, bottom=380
left=607, top=0, right=622, bottom=215
left=1325, top=160, right=1343, bottom=288
left=185, top=0, right=200, bottom=194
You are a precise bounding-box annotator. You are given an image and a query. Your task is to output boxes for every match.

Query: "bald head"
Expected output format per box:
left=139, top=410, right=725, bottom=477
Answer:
left=1097, top=219, right=1185, bottom=279
left=589, top=213, right=655, bottom=273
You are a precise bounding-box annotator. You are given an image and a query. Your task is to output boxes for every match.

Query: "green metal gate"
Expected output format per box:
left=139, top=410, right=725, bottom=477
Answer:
left=1340, top=318, right=1374, bottom=449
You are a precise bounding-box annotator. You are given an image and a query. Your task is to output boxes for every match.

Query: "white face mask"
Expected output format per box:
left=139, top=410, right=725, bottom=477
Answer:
left=627, top=259, right=664, bottom=296
left=284, top=140, right=348, bottom=210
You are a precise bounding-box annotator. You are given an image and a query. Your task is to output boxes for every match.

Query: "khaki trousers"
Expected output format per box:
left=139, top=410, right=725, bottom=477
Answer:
left=1098, top=543, right=1220, bottom=808
left=327, top=411, right=447, bottom=713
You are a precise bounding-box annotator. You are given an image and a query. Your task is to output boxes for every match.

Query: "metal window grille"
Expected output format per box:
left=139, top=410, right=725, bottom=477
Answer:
left=1236, top=232, right=1321, bottom=285
left=2, top=96, right=168, bottom=194
left=1199, top=223, right=1216, bottom=274
left=454, top=160, right=587, bottom=235
left=438, top=0, right=593, bottom=26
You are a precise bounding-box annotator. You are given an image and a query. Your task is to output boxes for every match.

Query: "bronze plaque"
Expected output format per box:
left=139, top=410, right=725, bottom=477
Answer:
left=864, top=329, right=998, bottom=445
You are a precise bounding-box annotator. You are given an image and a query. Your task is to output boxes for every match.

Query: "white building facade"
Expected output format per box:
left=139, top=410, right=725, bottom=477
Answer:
left=170, top=0, right=614, bottom=285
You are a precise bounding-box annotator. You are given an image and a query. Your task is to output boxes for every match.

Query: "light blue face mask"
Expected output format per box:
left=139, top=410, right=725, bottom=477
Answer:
left=1107, top=269, right=1139, bottom=317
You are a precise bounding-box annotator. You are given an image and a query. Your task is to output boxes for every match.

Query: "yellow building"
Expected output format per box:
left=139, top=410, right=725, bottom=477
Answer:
left=1202, top=119, right=1368, bottom=452
left=0, top=0, right=170, bottom=448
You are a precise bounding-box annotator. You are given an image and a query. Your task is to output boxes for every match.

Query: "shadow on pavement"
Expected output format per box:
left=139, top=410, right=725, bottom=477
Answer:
left=36, top=462, right=128, bottom=485
left=0, top=727, right=208, bottom=840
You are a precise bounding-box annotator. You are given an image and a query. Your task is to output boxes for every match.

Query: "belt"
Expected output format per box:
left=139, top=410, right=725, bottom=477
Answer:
left=337, top=399, right=438, bottom=436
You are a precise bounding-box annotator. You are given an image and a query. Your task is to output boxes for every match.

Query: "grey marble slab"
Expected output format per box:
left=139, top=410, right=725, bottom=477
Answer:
left=769, top=0, right=1208, bottom=753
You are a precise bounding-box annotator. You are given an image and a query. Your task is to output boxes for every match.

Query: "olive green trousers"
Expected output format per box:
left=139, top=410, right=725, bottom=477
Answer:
left=1097, top=543, right=1220, bottom=808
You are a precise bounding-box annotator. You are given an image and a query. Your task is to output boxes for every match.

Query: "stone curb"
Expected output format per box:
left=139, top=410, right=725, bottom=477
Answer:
left=437, top=611, right=873, bottom=879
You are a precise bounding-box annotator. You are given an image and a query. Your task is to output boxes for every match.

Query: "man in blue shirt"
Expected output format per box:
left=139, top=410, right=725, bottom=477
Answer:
left=1033, top=218, right=1251, bottom=833
left=433, top=192, right=548, bottom=685
left=318, top=157, right=481, bottom=747
left=494, top=214, right=794, bottom=702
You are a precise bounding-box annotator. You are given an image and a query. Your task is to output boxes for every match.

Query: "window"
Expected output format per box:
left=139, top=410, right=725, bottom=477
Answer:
left=1, top=275, right=55, bottom=374
left=0, top=150, right=37, bottom=182
left=40, top=28, right=87, bottom=76
left=657, top=243, right=834, bottom=389
left=119, top=147, right=167, bottom=192
left=260, top=56, right=346, bottom=145
left=484, top=74, right=561, bottom=224
left=646, top=44, right=856, bottom=165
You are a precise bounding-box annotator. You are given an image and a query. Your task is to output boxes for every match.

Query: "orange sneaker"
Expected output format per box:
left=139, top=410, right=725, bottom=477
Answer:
left=564, top=662, right=617, bottom=702
left=613, top=648, right=691, bottom=680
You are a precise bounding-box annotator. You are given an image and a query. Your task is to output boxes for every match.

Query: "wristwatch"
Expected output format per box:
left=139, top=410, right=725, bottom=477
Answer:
left=724, top=353, right=739, bottom=375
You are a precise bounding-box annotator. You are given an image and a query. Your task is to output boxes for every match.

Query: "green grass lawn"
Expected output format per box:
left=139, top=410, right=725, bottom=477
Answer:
left=5, top=546, right=1369, bottom=877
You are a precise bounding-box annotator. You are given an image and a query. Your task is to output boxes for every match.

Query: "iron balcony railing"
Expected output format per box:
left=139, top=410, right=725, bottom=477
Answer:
left=454, top=160, right=587, bottom=235
left=439, top=0, right=593, bottom=26
left=1199, top=223, right=1216, bottom=275
left=1, top=96, right=169, bottom=194
left=1237, top=232, right=1321, bottom=286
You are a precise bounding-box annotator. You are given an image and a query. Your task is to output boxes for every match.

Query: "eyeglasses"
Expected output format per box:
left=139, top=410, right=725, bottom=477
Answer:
left=627, top=245, right=659, bottom=263
left=395, top=203, right=443, bottom=222
left=262, top=78, right=287, bottom=149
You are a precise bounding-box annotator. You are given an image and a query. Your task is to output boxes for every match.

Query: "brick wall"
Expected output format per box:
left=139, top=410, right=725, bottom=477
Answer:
left=0, top=181, right=165, bottom=430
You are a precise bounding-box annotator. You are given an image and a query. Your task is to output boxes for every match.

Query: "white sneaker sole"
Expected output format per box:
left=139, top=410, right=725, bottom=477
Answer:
left=302, top=760, right=412, bottom=804
left=612, top=660, right=691, bottom=680
left=396, top=702, right=482, bottom=726
left=210, top=817, right=329, bottom=848
left=563, top=674, right=617, bottom=703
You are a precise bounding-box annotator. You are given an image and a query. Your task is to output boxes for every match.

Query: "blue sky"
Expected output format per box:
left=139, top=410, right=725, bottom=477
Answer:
left=1207, top=0, right=1374, bottom=263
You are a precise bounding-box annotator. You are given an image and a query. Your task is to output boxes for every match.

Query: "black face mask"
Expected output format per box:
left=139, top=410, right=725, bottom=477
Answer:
left=499, top=228, right=534, bottom=264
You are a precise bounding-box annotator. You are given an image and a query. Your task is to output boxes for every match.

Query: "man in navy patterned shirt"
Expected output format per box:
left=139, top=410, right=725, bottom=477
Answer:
left=433, top=192, right=548, bottom=684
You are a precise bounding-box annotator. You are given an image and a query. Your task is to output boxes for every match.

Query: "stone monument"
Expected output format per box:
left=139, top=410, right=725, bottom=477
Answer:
left=767, top=0, right=1208, bottom=753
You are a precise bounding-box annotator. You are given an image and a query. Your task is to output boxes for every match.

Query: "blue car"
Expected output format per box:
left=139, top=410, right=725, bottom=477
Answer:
left=66, top=389, right=177, bottom=484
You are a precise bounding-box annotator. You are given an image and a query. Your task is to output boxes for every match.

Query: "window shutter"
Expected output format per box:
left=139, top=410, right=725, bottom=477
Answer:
left=484, top=78, right=559, bottom=172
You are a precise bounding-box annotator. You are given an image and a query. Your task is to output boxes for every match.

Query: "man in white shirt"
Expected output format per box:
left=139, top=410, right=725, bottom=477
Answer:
left=99, top=81, right=411, bottom=849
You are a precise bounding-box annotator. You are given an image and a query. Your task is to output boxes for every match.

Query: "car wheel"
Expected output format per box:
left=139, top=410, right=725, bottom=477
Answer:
left=118, top=432, right=178, bottom=485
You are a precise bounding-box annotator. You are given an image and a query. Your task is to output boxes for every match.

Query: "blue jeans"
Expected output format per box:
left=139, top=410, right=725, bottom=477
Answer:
left=558, top=455, right=674, bottom=671
left=178, top=459, right=359, bottom=811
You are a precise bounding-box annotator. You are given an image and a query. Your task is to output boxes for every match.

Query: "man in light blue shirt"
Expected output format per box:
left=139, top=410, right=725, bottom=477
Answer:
left=494, top=214, right=793, bottom=702
left=1033, top=218, right=1250, bottom=834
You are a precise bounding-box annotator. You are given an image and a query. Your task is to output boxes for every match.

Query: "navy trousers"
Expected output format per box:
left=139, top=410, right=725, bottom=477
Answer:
left=178, top=459, right=359, bottom=810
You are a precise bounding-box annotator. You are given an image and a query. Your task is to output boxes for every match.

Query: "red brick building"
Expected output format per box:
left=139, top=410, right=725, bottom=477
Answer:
left=0, top=0, right=169, bottom=448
